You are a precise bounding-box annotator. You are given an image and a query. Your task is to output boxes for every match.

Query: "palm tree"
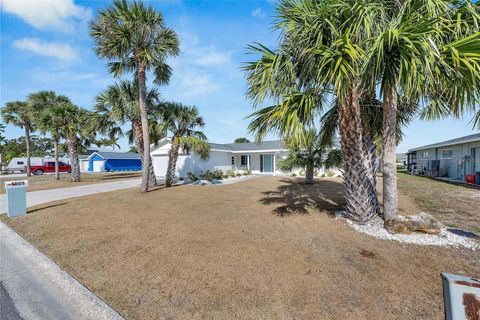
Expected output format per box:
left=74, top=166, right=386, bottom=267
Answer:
left=44, top=103, right=92, bottom=182
left=0, top=123, right=6, bottom=167
left=363, top=0, right=480, bottom=221
left=95, top=137, right=120, bottom=150
left=159, top=103, right=210, bottom=187
left=30, top=91, right=71, bottom=180
left=279, top=129, right=342, bottom=184
left=93, top=80, right=162, bottom=186
left=1, top=101, right=34, bottom=176
left=38, top=107, right=65, bottom=180
left=243, top=43, right=380, bottom=221
left=90, top=0, right=180, bottom=192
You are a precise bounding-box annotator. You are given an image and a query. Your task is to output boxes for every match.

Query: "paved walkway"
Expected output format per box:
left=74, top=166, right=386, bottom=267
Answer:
left=0, top=179, right=141, bottom=214
left=0, top=222, right=124, bottom=320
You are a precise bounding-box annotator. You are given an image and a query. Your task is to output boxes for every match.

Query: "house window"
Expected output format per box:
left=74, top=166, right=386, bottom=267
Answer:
left=241, top=155, right=249, bottom=166
left=441, top=149, right=453, bottom=159
left=422, top=152, right=429, bottom=159
left=231, top=156, right=234, bottom=165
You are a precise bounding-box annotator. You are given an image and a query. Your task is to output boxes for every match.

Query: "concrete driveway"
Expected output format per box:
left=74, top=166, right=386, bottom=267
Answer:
left=0, top=178, right=141, bottom=214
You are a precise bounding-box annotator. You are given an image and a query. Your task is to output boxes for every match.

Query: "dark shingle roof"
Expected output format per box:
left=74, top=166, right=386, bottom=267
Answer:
left=209, top=140, right=286, bottom=151
left=408, top=133, right=480, bottom=152
left=94, top=152, right=141, bottom=160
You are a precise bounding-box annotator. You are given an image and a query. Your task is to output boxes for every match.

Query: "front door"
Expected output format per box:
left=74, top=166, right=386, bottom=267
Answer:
left=262, top=154, right=273, bottom=173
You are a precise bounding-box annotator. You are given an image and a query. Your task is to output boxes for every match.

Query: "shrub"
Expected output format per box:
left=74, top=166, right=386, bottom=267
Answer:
left=179, top=177, right=184, bottom=181
left=226, top=169, right=236, bottom=178
left=245, top=168, right=252, bottom=175
left=321, top=174, right=326, bottom=178
left=299, top=169, right=305, bottom=176
left=326, top=170, right=335, bottom=177
left=236, top=172, right=242, bottom=177
left=187, top=171, right=198, bottom=182
left=313, top=169, right=319, bottom=177
left=291, top=173, right=297, bottom=177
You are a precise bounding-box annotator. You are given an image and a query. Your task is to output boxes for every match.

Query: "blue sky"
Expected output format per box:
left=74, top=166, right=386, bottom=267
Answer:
left=1, top=0, right=478, bottom=153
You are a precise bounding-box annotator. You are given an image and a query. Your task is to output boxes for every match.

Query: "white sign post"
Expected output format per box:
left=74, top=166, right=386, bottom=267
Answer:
left=5, top=180, right=28, bottom=217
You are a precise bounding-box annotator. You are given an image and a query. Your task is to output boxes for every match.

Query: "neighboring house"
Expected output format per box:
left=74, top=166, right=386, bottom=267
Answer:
left=150, top=138, right=290, bottom=178
left=86, top=151, right=142, bottom=172
left=396, top=153, right=407, bottom=166
left=406, top=133, right=480, bottom=183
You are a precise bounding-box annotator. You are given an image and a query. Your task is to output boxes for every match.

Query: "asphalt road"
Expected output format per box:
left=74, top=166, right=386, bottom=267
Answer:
left=0, top=281, right=23, bottom=320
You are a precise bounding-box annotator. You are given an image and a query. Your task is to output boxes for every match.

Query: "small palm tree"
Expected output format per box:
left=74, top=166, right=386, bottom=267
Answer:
left=90, top=0, right=180, bottom=192
left=93, top=80, right=162, bottom=186
left=31, top=91, right=71, bottom=180
left=280, top=129, right=342, bottom=184
left=95, top=137, right=120, bottom=150
left=159, top=103, right=210, bottom=187
left=1, top=101, right=34, bottom=176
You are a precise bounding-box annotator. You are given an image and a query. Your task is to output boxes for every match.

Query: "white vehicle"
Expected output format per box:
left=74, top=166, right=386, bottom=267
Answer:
left=6, top=157, right=52, bottom=173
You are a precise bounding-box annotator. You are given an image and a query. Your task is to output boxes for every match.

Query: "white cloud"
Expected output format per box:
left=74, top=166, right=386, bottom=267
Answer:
left=1, top=0, right=92, bottom=32
left=176, top=69, right=221, bottom=97
left=13, top=38, right=79, bottom=61
left=251, top=8, right=266, bottom=19
left=195, top=52, right=232, bottom=66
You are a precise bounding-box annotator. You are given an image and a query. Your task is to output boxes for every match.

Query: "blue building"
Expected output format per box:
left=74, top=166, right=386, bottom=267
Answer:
left=86, top=152, right=142, bottom=172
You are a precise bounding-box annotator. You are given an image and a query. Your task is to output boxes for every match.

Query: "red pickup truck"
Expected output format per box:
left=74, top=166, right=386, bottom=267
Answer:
left=31, top=161, right=71, bottom=175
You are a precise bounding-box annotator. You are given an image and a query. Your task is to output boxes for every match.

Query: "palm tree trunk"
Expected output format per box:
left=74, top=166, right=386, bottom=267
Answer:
left=67, top=136, right=80, bottom=182
left=305, top=163, right=314, bottom=184
left=132, top=122, right=157, bottom=187
left=137, top=65, right=151, bottom=192
left=54, top=138, right=59, bottom=180
left=382, top=87, right=399, bottom=221
left=25, top=126, right=31, bottom=176
left=165, top=139, right=180, bottom=187
left=338, top=85, right=378, bottom=222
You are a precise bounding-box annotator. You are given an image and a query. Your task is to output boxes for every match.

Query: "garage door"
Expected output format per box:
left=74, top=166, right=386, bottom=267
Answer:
left=153, top=155, right=169, bottom=177
left=93, top=160, right=105, bottom=172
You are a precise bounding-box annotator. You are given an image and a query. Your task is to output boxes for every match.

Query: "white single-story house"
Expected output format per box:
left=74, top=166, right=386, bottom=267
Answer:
left=406, top=133, right=480, bottom=184
left=151, top=139, right=290, bottom=178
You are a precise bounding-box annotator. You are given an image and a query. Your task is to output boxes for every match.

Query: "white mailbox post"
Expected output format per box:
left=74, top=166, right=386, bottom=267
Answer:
left=5, top=180, right=28, bottom=217
left=442, top=273, right=480, bottom=320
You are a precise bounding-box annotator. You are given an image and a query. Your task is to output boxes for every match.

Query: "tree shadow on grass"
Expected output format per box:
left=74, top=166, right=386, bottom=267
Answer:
left=260, top=178, right=346, bottom=217
left=100, top=172, right=142, bottom=180
left=27, top=202, right=68, bottom=214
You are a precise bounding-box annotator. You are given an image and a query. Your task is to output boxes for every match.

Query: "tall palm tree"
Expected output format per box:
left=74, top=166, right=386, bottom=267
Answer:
left=1, top=101, right=34, bottom=176
left=159, top=103, right=210, bottom=187
left=93, top=80, right=162, bottom=186
left=364, top=0, right=480, bottom=221
left=90, top=0, right=180, bottom=192
left=243, top=44, right=380, bottom=221
left=279, top=129, right=342, bottom=184
left=30, top=91, right=71, bottom=180
left=38, top=106, right=65, bottom=180
left=45, top=103, right=93, bottom=182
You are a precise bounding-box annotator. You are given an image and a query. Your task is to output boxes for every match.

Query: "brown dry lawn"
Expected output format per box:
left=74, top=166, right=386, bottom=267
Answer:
left=2, top=176, right=479, bottom=320
left=0, top=172, right=141, bottom=194
left=397, top=172, right=480, bottom=233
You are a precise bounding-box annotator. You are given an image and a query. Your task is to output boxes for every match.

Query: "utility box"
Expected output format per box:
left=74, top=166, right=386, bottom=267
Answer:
left=442, top=273, right=480, bottom=320
left=5, top=180, right=28, bottom=217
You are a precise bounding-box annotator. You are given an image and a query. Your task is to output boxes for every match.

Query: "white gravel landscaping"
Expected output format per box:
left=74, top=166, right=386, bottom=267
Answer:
left=188, top=175, right=258, bottom=186
left=338, top=215, right=479, bottom=250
